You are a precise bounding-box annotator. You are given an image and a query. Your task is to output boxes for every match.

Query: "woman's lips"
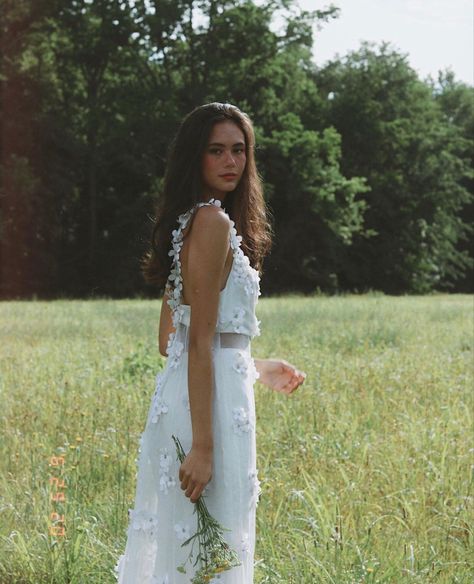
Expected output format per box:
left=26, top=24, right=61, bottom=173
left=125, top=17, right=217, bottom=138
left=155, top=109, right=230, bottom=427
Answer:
left=220, top=174, right=237, bottom=180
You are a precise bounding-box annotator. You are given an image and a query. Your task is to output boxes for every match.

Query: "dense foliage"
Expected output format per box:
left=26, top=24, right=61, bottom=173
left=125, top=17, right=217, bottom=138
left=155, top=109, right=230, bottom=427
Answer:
left=1, top=0, right=472, bottom=298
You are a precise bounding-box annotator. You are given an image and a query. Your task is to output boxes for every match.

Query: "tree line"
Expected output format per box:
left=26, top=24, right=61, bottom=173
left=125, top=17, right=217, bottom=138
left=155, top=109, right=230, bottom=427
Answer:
left=1, top=0, right=472, bottom=299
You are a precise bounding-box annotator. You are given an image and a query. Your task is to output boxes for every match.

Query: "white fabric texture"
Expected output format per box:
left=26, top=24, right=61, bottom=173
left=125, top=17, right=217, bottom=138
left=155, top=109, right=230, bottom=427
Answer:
left=115, top=198, right=262, bottom=583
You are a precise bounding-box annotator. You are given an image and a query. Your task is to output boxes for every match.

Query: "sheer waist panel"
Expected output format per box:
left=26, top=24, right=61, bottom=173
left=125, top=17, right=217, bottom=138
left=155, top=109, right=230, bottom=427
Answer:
left=175, top=323, right=251, bottom=352
left=187, top=332, right=251, bottom=351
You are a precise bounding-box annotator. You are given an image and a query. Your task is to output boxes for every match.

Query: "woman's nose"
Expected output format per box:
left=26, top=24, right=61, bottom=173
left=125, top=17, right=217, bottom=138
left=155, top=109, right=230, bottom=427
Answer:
left=224, top=151, right=237, bottom=166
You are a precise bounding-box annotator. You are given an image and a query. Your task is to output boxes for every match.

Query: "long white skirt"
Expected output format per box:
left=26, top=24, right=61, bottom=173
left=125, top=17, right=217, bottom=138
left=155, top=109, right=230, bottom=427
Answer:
left=115, top=322, right=261, bottom=584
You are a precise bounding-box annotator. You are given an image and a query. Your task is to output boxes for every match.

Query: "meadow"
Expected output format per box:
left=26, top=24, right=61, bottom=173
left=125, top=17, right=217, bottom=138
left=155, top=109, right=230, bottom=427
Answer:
left=0, top=293, right=472, bottom=583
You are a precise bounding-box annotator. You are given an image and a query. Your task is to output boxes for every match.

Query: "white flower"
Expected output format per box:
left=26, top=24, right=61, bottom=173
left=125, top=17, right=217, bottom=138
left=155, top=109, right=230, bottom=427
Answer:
left=178, top=211, right=191, bottom=226
left=171, top=304, right=185, bottom=329
left=172, top=283, right=182, bottom=300
left=151, top=396, right=168, bottom=423
left=159, top=450, right=173, bottom=470
left=289, top=489, right=306, bottom=502
left=167, top=337, right=184, bottom=369
left=240, top=532, right=250, bottom=553
left=158, top=448, right=176, bottom=494
left=166, top=296, right=178, bottom=313
left=155, top=371, right=165, bottom=389
left=167, top=264, right=180, bottom=283
left=250, top=358, right=260, bottom=381
left=174, top=521, right=191, bottom=541
left=230, top=305, right=246, bottom=333
left=233, top=351, right=249, bottom=376
left=128, top=508, right=160, bottom=535
left=165, top=332, right=175, bottom=355
left=168, top=242, right=182, bottom=262
left=231, top=249, right=257, bottom=297
left=255, top=319, right=262, bottom=336
left=232, top=406, right=252, bottom=435
left=159, top=472, right=176, bottom=494
left=248, top=469, right=262, bottom=505
left=114, top=553, right=125, bottom=578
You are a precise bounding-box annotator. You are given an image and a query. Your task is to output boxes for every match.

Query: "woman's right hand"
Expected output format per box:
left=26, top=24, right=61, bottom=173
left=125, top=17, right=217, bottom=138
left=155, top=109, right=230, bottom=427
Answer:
left=179, top=446, right=213, bottom=504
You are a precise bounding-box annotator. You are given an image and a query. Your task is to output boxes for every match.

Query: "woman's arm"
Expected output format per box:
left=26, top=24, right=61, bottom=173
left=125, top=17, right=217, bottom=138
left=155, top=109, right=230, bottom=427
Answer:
left=178, top=205, right=231, bottom=504
left=254, top=358, right=307, bottom=395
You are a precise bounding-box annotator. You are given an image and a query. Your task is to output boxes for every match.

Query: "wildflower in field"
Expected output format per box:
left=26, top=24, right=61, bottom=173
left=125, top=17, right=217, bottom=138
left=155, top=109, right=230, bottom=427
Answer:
left=289, top=489, right=305, bottom=502
left=172, top=435, right=241, bottom=583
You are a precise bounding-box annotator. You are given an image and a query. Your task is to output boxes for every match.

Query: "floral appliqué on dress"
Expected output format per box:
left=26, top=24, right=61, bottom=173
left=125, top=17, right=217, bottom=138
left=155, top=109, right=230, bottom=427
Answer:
left=248, top=469, right=262, bottom=507
left=233, top=351, right=260, bottom=384
left=174, top=521, right=191, bottom=541
left=232, top=406, right=253, bottom=435
left=128, top=507, right=160, bottom=536
left=159, top=448, right=176, bottom=494
left=240, top=532, right=250, bottom=553
left=165, top=331, right=184, bottom=369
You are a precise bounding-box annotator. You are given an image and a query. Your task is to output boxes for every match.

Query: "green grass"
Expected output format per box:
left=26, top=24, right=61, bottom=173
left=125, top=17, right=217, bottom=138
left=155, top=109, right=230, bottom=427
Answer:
left=0, top=294, right=472, bottom=583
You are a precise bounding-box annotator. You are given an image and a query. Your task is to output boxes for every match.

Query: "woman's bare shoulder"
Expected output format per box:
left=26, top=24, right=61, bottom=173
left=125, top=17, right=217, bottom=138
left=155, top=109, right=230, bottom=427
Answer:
left=188, top=203, right=231, bottom=241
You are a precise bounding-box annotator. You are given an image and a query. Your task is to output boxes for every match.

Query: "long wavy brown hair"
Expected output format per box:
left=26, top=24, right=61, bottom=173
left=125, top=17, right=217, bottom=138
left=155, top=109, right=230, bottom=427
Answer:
left=140, top=102, right=273, bottom=291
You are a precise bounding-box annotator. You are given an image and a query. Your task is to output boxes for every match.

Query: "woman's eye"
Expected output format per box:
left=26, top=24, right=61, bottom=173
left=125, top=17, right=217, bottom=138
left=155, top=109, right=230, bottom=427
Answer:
left=208, top=148, right=245, bottom=155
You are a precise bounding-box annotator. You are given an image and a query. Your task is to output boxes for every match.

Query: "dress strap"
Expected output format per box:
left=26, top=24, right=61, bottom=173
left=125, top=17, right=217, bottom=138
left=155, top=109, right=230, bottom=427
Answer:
left=165, top=198, right=239, bottom=328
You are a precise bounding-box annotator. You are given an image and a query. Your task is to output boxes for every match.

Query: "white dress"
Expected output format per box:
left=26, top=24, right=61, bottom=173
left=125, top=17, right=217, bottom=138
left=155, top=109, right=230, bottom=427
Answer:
left=115, top=198, right=262, bottom=583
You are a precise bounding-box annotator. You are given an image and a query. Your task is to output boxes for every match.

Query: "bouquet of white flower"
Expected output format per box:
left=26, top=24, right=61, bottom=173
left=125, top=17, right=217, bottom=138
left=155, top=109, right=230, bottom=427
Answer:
left=172, top=434, right=242, bottom=583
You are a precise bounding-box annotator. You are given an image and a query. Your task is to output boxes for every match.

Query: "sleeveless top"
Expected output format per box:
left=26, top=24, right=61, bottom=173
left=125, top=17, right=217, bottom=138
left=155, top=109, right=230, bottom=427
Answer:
left=164, top=198, right=261, bottom=342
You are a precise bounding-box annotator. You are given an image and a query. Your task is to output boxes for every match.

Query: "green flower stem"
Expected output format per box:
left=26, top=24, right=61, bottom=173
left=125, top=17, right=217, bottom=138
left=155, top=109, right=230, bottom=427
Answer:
left=171, top=434, right=242, bottom=583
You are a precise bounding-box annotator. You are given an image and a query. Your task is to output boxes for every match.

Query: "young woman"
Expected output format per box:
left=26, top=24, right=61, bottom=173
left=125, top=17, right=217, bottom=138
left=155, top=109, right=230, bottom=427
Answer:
left=115, top=102, right=306, bottom=583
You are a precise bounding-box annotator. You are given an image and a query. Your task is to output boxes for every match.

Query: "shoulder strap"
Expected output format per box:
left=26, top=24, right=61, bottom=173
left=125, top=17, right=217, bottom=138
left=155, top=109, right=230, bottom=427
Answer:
left=165, top=198, right=234, bottom=325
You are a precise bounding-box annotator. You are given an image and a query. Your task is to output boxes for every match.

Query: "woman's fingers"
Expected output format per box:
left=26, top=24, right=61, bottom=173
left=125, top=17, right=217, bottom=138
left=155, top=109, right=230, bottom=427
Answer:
left=285, top=369, right=306, bottom=394
left=179, top=468, right=203, bottom=502
left=296, top=370, right=306, bottom=385
left=183, top=478, right=204, bottom=503
left=189, top=485, right=202, bottom=504
left=181, top=472, right=194, bottom=496
left=289, top=373, right=299, bottom=393
left=185, top=481, right=195, bottom=498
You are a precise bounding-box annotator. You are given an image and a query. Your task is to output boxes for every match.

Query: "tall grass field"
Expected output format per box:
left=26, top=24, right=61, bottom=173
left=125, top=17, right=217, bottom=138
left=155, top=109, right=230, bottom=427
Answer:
left=0, top=294, right=472, bottom=583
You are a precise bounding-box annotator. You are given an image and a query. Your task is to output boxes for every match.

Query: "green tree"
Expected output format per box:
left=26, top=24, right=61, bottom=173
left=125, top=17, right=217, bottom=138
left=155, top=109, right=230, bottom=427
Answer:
left=430, top=70, right=474, bottom=292
left=315, top=41, right=473, bottom=293
left=156, top=0, right=370, bottom=293
left=2, top=2, right=471, bottom=298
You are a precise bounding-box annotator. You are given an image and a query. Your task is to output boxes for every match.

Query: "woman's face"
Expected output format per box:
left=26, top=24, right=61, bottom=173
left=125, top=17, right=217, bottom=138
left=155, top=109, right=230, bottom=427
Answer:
left=201, top=120, right=246, bottom=200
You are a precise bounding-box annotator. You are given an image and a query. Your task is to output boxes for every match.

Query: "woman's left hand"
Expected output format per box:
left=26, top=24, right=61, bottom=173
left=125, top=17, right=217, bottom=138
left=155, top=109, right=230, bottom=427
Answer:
left=255, top=358, right=306, bottom=395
